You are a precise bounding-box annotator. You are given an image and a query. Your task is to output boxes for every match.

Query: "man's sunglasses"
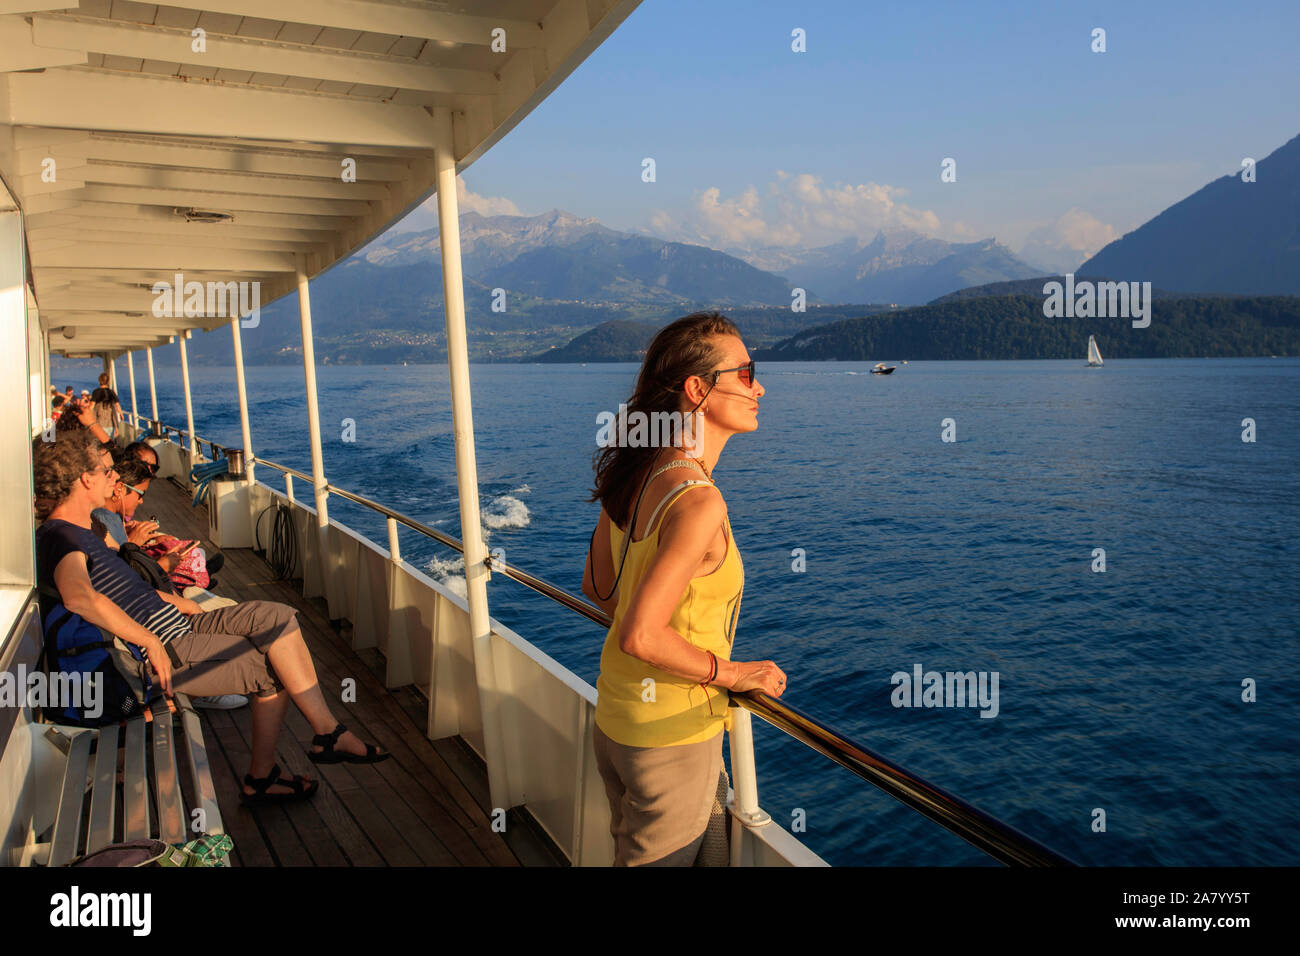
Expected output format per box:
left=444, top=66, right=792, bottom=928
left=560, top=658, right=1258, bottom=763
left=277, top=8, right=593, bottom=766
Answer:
left=710, top=360, right=756, bottom=388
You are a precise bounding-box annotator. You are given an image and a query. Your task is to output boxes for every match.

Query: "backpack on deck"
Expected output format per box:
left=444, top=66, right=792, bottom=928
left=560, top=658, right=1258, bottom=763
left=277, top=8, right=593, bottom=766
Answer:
left=37, top=582, right=154, bottom=727
left=118, top=542, right=175, bottom=594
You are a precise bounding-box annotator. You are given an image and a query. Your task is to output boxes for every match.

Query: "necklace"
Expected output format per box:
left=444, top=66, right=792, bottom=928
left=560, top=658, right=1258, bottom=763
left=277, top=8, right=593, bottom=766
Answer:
left=656, top=449, right=713, bottom=483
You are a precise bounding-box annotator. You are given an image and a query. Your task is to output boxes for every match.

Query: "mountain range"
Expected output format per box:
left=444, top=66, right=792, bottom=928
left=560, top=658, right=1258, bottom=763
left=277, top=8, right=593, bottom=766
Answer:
left=733, top=227, right=1042, bottom=304
left=165, top=130, right=1299, bottom=366
left=180, top=210, right=1041, bottom=364
left=1077, top=133, right=1300, bottom=295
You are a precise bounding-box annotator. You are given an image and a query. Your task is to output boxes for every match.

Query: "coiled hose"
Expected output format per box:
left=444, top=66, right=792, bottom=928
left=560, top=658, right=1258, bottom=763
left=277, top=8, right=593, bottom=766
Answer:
left=255, top=500, right=297, bottom=580
left=189, top=459, right=230, bottom=508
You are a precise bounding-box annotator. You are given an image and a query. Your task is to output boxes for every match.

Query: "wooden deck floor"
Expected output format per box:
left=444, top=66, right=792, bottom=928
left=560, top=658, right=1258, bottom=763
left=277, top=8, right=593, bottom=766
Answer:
left=145, top=474, right=560, bottom=866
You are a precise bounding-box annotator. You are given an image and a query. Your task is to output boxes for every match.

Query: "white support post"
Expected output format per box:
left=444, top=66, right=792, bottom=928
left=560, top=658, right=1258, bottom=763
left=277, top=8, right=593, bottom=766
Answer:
left=432, top=106, right=511, bottom=812
left=727, top=706, right=772, bottom=865
left=386, top=517, right=401, bottom=564
left=107, top=353, right=119, bottom=434
left=178, top=332, right=196, bottom=468
left=145, top=346, right=159, bottom=427
left=41, top=329, right=51, bottom=428
left=295, top=253, right=331, bottom=603
left=126, top=350, right=138, bottom=429
left=230, top=316, right=257, bottom=491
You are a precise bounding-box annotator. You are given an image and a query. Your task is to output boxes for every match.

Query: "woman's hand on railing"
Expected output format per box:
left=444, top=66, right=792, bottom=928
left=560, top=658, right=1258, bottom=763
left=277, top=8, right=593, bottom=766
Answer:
left=724, top=659, right=787, bottom=697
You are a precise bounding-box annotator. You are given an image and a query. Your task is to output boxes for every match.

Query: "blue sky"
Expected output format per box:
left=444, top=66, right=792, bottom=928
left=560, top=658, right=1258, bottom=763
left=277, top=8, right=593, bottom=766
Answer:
left=399, top=0, right=1299, bottom=270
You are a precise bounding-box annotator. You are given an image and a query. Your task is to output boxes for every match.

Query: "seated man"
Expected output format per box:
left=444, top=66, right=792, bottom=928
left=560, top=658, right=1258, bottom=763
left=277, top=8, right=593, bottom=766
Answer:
left=90, top=454, right=246, bottom=712
left=34, top=429, right=389, bottom=804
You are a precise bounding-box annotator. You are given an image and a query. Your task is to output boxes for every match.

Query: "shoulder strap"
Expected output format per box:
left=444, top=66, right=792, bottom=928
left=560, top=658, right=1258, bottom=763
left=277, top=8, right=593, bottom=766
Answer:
left=641, top=480, right=713, bottom=541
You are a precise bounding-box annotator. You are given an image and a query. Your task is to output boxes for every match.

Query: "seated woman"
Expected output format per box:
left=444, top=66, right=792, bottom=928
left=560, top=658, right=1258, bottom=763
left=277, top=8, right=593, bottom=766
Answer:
left=34, top=428, right=390, bottom=804
left=92, top=453, right=206, bottom=583
left=125, top=441, right=226, bottom=584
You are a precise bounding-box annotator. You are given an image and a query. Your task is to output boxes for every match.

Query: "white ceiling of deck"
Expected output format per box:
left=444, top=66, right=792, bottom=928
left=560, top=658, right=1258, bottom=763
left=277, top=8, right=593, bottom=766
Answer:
left=0, top=0, right=641, bottom=356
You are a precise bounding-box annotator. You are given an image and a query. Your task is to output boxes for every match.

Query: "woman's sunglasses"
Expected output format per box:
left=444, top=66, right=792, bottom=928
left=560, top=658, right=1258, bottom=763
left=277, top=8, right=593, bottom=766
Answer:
left=711, top=360, right=756, bottom=388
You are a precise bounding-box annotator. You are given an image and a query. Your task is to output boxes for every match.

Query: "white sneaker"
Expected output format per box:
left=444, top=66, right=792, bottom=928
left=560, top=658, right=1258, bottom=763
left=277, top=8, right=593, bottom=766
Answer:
left=191, top=694, right=248, bottom=710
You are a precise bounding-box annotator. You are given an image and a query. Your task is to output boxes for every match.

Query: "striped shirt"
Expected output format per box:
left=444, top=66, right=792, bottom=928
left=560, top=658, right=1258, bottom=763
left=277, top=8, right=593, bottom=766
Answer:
left=36, top=518, right=192, bottom=645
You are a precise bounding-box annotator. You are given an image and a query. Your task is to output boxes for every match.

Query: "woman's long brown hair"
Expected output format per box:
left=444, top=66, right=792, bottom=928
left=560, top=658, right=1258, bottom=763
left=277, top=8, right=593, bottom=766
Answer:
left=588, top=310, right=740, bottom=528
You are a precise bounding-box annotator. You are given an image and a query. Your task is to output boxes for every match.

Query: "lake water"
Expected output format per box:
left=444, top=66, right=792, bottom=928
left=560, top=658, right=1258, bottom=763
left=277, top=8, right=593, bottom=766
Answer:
left=93, top=357, right=1300, bottom=866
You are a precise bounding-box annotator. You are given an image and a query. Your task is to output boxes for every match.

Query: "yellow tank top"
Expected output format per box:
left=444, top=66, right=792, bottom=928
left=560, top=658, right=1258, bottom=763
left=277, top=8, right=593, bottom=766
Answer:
left=595, top=463, right=744, bottom=748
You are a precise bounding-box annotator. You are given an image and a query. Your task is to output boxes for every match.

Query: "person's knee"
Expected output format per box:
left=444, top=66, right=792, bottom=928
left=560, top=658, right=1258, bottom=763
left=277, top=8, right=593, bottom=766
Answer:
left=231, top=599, right=300, bottom=644
left=261, top=601, right=300, bottom=631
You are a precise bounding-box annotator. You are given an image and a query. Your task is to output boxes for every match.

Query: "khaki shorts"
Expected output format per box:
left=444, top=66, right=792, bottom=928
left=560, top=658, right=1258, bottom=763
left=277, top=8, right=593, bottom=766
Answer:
left=112, top=599, right=298, bottom=700
left=593, top=723, right=724, bottom=866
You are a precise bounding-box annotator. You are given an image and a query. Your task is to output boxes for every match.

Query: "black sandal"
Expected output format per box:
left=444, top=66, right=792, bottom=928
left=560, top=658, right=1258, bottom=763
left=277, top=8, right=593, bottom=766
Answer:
left=240, top=763, right=319, bottom=805
left=309, top=723, right=390, bottom=764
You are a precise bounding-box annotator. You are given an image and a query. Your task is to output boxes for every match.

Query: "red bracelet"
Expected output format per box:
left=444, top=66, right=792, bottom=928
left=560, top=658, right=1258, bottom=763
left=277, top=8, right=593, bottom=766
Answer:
left=701, top=650, right=718, bottom=687
left=700, top=650, right=719, bottom=716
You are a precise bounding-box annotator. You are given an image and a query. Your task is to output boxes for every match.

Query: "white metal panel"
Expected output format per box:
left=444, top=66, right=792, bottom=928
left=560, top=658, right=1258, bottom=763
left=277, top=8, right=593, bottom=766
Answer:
left=0, top=210, right=35, bottom=590
left=427, top=578, right=481, bottom=750
left=730, top=813, right=830, bottom=867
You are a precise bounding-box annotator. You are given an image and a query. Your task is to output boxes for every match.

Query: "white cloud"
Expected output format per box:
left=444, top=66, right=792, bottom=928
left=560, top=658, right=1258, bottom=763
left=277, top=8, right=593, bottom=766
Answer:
left=1017, top=207, right=1118, bottom=273
left=390, top=176, right=521, bottom=233
left=454, top=176, right=521, bottom=217
left=647, top=172, right=972, bottom=253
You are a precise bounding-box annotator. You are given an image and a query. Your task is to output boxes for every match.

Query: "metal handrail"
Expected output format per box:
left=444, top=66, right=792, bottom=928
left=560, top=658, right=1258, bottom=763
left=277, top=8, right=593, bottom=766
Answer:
left=327, top=481, right=464, bottom=554
left=250, top=456, right=312, bottom=485
left=160, top=423, right=1075, bottom=865
left=129, top=417, right=222, bottom=462
left=477, top=556, right=1073, bottom=865
left=730, top=691, right=1074, bottom=865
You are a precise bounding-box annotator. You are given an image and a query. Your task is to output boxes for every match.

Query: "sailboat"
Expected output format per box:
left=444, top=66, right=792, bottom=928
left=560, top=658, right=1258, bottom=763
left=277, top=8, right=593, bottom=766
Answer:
left=1086, top=335, right=1104, bottom=367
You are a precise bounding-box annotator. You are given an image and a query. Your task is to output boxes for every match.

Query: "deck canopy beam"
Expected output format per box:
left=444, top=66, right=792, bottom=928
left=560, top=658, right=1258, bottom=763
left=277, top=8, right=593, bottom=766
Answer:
left=0, top=0, right=641, bottom=357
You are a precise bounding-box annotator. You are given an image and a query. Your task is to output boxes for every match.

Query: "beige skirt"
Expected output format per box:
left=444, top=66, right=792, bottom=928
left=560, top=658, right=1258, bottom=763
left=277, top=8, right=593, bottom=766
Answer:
left=593, top=723, right=725, bottom=866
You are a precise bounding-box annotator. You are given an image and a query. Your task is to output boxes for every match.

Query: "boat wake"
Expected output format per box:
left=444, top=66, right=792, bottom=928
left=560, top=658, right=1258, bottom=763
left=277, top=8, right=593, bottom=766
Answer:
left=424, top=488, right=531, bottom=595
left=482, top=492, right=531, bottom=533
left=424, top=555, right=467, bottom=598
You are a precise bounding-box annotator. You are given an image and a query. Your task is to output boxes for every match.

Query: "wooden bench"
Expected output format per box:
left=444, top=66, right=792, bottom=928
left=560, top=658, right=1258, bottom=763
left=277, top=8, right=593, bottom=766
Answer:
left=40, top=694, right=225, bottom=866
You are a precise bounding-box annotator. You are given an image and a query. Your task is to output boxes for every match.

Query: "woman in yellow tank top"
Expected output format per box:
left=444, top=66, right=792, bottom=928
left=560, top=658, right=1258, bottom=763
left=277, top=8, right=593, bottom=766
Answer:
left=582, top=311, right=787, bottom=866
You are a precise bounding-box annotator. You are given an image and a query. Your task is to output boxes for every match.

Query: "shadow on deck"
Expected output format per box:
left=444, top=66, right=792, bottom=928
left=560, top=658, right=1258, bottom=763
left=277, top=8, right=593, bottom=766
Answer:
left=146, top=474, right=563, bottom=867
